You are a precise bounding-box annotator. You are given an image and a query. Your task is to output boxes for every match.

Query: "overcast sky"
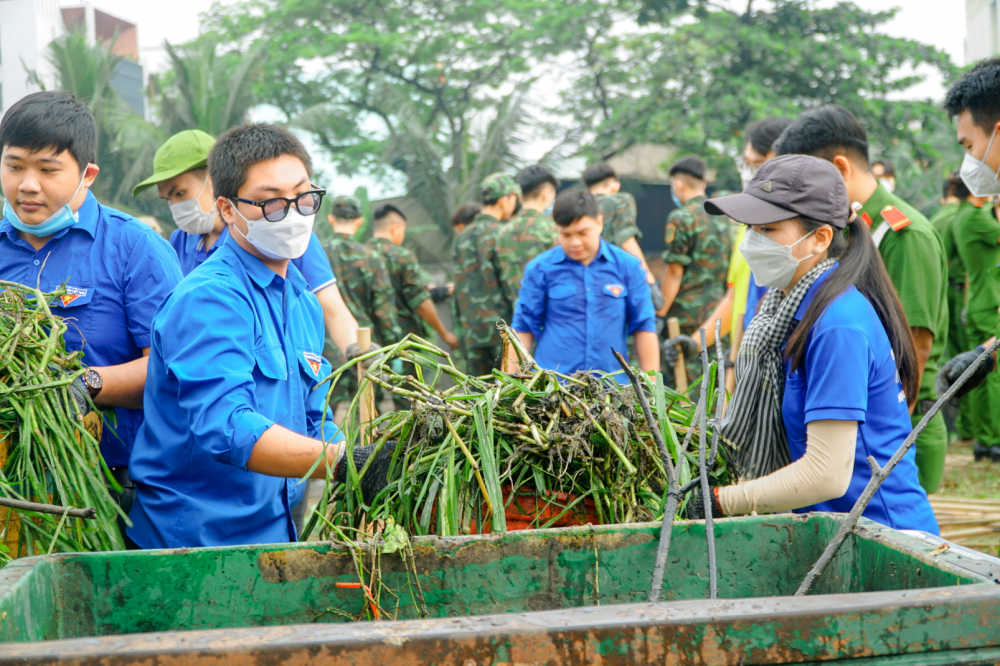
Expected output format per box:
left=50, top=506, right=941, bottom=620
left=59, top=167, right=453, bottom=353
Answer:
left=72, top=0, right=969, bottom=195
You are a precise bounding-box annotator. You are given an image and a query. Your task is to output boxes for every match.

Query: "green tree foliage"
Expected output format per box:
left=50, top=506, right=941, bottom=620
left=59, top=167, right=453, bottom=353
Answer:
left=566, top=0, right=963, bottom=197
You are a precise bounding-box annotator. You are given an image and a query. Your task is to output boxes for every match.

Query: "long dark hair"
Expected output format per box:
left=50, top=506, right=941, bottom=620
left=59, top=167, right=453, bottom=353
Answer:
left=785, top=216, right=919, bottom=403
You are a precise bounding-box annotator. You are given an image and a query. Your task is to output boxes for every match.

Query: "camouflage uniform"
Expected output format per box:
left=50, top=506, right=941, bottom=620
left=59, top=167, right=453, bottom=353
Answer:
left=368, top=236, right=434, bottom=339
left=323, top=232, right=402, bottom=402
left=595, top=192, right=640, bottom=246
left=453, top=173, right=520, bottom=377
left=493, top=208, right=557, bottom=304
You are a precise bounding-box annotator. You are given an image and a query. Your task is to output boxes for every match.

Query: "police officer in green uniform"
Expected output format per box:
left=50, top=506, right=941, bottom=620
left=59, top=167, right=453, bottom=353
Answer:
left=937, top=58, right=1000, bottom=463
left=452, top=173, right=519, bottom=376
left=776, top=105, right=950, bottom=494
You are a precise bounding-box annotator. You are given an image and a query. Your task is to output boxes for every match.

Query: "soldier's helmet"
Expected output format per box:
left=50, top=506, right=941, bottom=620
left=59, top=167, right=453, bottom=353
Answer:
left=480, top=173, right=521, bottom=202
left=331, top=195, right=363, bottom=219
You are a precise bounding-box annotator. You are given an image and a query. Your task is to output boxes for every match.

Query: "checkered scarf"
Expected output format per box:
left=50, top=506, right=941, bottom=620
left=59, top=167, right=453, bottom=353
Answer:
left=719, top=259, right=836, bottom=479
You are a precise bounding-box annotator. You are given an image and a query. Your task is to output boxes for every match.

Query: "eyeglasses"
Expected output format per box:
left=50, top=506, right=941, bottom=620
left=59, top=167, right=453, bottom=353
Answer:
left=230, top=189, right=326, bottom=222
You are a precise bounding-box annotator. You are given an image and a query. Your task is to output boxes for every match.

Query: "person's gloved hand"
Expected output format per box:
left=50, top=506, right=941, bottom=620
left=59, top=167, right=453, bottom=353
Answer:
left=662, top=335, right=699, bottom=367
left=649, top=281, right=665, bottom=311
left=70, top=375, right=92, bottom=417
left=685, top=486, right=724, bottom=520
left=936, top=346, right=996, bottom=403
left=335, top=440, right=398, bottom=504
left=345, top=341, right=383, bottom=369
left=429, top=285, right=452, bottom=303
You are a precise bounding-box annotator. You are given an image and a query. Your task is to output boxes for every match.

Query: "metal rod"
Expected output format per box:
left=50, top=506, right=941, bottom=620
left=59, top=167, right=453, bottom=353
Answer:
left=611, top=348, right=681, bottom=603
left=697, top=328, right=718, bottom=599
left=795, top=338, right=1000, bottom=596
left=0, top=496, right=96, bottom=519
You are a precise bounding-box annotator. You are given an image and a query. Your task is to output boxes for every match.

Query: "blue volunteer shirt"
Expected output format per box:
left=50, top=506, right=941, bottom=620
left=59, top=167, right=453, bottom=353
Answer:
left=170, top=227, right=337, bottom=292
left=782, top=265, right=938, bottom=534
left=0, top=192, right=182, bottom=467
left=127, top=236, right=343, bottom=549
left=512, top=240, right=655, bottom=383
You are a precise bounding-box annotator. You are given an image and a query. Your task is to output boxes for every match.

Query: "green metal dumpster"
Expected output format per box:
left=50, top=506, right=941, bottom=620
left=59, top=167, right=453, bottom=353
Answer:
left=0, top=513, right=998, bottom=665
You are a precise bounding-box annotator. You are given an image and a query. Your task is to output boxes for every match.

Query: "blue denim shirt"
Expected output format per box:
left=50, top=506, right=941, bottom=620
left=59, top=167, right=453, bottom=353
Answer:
left=512, top=240, right=655, bottom=382
left=0, top=192, right=182, bottom=466
left=127, top=237, right=342, bottom=548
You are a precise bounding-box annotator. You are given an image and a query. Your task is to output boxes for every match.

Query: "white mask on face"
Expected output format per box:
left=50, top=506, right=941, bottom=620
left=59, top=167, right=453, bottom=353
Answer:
left=741, top=228, right=817, bottom=289
left=230, top=203, right=313, bottom=260
left=169, top=176, right=216, bottom=235
left=878, top=178, right=895, bottom=194
left=960, top=127, right=1000, bottom=197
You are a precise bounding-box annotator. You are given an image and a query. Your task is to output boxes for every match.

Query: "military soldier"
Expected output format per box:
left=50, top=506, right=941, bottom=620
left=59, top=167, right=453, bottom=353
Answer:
left=656, top=156, right=733, bottom=378
left=495, top=165, right=560, bottom=303
left=582, top=162, right=653, bottom=280
left=368, top=202, right=458, bottom=348
left=775, top=105, right=950, bottom=494
left=323, top=195, right=402, bottom=406
left=453, top=173, right=519, bottom=376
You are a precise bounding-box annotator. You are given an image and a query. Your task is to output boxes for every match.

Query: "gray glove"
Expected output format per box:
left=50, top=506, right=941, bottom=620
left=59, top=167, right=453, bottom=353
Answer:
left=429, top=285, right=451, bottom=303
left=684, top=486, right=724, bottom=519
left=345, top=341, right=383, bottom=368
left=662, top=335, right=699, bottom=367
left=649, top=281, right=665, bottom=311
left=936, top=346, right=996, bottom=404
left=70, top=375, right=93, bottom=417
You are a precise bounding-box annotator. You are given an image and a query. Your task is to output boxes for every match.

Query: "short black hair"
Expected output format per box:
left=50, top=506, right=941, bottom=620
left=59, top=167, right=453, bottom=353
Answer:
left=373, top=202, right=406, bottom=222
left=872, top=159, right=895, bottom=176
left=552, top=190, right=599, bottom=227
left=669, top=155, right=707, bottom=181
left=773, top=105, right=870, bottom=166
left=945, top=57, right=1000, bottom=133
left=947, top=169, right=971, bottom=200
left=208, top=123, right=312, bottom=199
left=516, top=164, right=560, bottom=198
left=0, top=91, right=97, bottom=169
left=581, top=162, right=617, bottom=187
left=745, top=117, right=793, bottom=156
left=451, top=202, right=481, bottom=227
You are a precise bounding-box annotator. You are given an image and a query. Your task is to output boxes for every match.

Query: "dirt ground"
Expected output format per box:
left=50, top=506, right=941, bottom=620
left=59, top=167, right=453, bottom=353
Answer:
left=938, top=439, right=1000, bottom=499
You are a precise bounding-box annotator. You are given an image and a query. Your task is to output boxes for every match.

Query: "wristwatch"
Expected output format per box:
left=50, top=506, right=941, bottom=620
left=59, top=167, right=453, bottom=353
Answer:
left=83, top=368, right=103, bottom=400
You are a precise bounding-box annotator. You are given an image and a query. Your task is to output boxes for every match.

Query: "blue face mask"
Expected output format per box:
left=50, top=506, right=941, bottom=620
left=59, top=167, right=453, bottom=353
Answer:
left=671, top=193, right=683, bottom=208
left=544, top=203, right=553, bottom=217
left=3, top=168, right=89, bottom=237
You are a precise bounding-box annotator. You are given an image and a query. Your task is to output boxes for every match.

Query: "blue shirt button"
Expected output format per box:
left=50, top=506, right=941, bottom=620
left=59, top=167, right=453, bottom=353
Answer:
left=33, top=260, right=40, bottom=266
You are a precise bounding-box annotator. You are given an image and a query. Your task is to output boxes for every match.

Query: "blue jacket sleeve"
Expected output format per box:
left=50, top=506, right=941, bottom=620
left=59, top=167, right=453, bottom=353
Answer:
left=291, top=233, right=337, bottom=293
left=123, top=228, right=184, bottom=348
left=512, top=259, right=546, bottom=337
left=625, top=258, right=656, bottom=335
left=158, top=287, right=275, bottom=469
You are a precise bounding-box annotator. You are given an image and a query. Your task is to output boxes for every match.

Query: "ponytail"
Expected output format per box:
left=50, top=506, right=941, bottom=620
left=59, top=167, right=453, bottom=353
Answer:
left=785, top=216, right=919, bottom=403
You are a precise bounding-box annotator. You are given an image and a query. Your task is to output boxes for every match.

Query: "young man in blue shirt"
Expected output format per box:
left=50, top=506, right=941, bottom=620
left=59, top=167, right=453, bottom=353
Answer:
left=0, top=92, right=183, bottom=515
left=132, top=129, right=365, bottom=359
left=511, top=190, right=659, bottom=381
left=127, top=124, right=394, bottom=549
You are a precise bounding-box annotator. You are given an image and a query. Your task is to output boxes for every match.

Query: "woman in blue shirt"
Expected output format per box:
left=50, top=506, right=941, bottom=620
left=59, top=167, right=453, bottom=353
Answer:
left=693, top=155, right=937, bottom=534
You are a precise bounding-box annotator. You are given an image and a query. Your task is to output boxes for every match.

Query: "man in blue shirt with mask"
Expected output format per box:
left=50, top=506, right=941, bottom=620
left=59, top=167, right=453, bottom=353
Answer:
left=0, top=92, right=182, bottom=516
left=127, top=123, right=394, bottom=549
left=511, top=190, right=659, bottom=381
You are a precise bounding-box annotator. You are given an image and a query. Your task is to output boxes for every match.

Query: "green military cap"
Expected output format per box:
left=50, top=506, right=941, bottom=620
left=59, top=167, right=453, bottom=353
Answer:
left=480, top=172, right=521, bottom=201
left=330, top=195, right=363, bottom=218
left=132, top=129, right=216, bottom=196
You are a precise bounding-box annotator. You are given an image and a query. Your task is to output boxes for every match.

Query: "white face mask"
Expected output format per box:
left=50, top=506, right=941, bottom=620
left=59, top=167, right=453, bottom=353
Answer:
left=878, top=178, right=895, bottom=194
left=960, top=127, right=1000, bottom=197
left=741, top=228, right=817, bottom=289
left=230, top=204, right=313, bottom=260
left=169, top=176, right=216, bottom=235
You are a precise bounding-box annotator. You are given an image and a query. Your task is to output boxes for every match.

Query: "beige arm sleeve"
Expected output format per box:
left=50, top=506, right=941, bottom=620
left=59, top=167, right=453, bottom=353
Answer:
left=717, top=419, right=858, bottom=516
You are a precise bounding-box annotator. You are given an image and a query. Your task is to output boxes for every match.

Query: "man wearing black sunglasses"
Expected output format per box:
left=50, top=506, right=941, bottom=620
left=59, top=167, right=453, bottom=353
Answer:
left=126, top=123, right=394, bottom=549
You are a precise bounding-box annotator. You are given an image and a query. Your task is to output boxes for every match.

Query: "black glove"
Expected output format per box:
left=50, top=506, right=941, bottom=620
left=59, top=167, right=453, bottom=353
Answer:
left=429, top=285, right=452, bottom=303
left=335, top=440, right=398, bottom=504
left=662, top=335, right=699, bottom=367
left=936, top=346, right=996, bottom=403
left=649, top=281, right=665, bottom=311
left=685, top=486, right=724, bottom=520
left=70, top=375, right=93, bottom=417
left=345, top=341, right=383, bottom=368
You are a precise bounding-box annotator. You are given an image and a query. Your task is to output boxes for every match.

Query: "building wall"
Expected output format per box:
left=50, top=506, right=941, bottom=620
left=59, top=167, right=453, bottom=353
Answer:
left=0, top=0, right=64, bottom=114
left=967, top=0, right=1000, bottom=63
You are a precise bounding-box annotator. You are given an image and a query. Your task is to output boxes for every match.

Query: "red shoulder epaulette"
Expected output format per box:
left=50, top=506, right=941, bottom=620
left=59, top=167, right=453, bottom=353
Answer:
left=881, top=205, right=912, bottom=231
left=861, top=212, right=873, bottom=227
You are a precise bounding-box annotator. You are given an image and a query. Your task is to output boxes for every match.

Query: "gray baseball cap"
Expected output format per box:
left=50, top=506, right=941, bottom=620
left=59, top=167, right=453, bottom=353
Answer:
left=704, top=154, right=850, bottom=229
